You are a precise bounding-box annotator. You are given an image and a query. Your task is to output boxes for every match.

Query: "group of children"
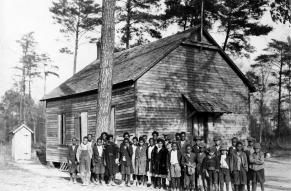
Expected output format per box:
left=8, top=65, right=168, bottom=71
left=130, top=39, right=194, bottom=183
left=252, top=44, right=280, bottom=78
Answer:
left=67, top=131, right=265, bottom=191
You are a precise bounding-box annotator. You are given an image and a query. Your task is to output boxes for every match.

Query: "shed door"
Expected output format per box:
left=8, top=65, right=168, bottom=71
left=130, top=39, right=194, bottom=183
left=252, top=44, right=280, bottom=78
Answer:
left=17, top=129, right=31, bottom=160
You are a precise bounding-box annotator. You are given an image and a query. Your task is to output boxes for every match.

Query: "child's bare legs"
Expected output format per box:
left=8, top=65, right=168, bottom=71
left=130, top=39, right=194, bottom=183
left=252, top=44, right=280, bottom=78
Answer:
left=252, top=182, right=264, bottom=191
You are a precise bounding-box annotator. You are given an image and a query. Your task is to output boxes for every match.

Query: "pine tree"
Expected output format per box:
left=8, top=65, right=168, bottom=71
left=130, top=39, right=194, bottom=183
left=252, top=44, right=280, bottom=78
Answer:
left=270, top=0, right=291, bottom=24
left=50, top=0, right=102, bottom=74
left=117, top=0, right=162, bottom=49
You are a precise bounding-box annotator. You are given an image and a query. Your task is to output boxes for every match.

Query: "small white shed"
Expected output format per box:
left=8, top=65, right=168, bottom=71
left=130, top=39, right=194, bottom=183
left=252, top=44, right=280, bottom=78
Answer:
left=11, top=124, right=34, bottom=161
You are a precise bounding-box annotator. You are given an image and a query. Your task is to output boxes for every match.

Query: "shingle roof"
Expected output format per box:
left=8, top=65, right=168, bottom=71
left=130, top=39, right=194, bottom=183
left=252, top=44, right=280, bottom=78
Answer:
left=182, top=93, right=231, bottom=113
left=42, top=27, right=255, bottom=101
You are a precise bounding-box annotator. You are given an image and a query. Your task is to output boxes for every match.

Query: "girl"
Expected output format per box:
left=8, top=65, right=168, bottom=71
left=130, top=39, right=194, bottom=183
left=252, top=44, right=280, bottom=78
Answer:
left=131, top=137, right=138, bottom=185
left=182, top=145, right=196, bottom=191
left=168, top=142, right=183, bottom=191
left=120, top=138, right=133, bottom=187
left=152, top=138, right=168, bottom=189
left=146, top=138, right=156, bottom=187
left=92, top=138, right=105, bottom=185
left=135, top=137, right=148, bottom=187
left=104, top=135, right=119, bottom=186
left=230, top=141, right=248, bottom=191
left=76, top=136, right=93, bottom=186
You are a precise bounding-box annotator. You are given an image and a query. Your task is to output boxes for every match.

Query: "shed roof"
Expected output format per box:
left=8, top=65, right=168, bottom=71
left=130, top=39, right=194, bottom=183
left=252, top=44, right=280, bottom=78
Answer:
left=10, top=124, right=34, bottom=134
left=42, top=27, right=255, bottom=101
left=182, top=93, right=231, bottom=113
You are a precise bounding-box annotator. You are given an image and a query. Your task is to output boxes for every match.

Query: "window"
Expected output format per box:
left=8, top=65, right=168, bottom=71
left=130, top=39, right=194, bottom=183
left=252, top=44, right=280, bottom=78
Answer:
left=58, top=114, right=66, bottom=145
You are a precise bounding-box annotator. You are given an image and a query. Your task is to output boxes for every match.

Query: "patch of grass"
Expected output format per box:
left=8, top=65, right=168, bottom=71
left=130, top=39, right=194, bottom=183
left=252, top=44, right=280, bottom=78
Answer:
left=0, top=143, right=12, bottom=164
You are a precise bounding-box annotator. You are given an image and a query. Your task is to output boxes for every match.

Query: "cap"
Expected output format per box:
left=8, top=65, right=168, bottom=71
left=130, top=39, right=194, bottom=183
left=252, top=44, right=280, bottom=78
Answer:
left=198, top=142, right=206, bottom=148
left=213, top=136, right=221, bottom=141
left=220, top=145, right=228, bottom=151
left=254, top=143, right=261, bottom=149
left=208, top=147, right=216, bottom=153
left=247, top=137, right=255, bottom=142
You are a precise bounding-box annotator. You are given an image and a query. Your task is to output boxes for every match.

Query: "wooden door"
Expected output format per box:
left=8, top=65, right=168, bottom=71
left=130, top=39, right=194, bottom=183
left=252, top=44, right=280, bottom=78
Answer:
left=193, top=114, right=209, bottom=143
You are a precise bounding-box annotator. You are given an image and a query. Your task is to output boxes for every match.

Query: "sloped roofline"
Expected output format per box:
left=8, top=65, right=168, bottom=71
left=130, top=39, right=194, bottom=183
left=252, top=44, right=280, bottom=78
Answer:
left=42, top=27, right=255, bottom=101
left=10, top=124, right=34, bottom=134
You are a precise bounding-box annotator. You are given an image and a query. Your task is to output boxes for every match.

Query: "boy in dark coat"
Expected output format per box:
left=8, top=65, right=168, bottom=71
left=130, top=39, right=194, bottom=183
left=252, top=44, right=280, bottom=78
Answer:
left=152, top=138, right=168, bottom=189
left=196, top=142, right=207, bottom=191
left=217, top=145, right=231, bottom=191
left=120, top=138, right=133, bottom=186
left=104, top=134, right=119, bottom=186
left=167, top=142, right=183, bottom=191
left=92, top=138, right=105, bottom=185
left=67, top=137, right=79, bottom=184
left=202, top=147, right=218, bottom=191
left=182, top=145, right=196, bottom=191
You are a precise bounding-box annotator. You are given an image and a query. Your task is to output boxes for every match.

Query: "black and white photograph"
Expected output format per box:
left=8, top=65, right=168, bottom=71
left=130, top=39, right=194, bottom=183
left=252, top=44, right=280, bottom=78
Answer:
left=0, top=0, right=291, bottom=191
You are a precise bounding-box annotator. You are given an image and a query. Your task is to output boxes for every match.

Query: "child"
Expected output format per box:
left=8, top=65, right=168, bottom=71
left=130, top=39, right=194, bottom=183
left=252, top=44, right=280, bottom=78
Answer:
left=135, top=137, right=148, bottom=187
left=120, top=138, right=133, bottom=187
left=146, top=138, right=156, bottom=187
left=92, top=138, right=105, bottom=185
left=196, top=142, right=207, bottom=191
left=217, top=145, right=231, bottom=191
left=230, top=141, right=248, bottom=191
left=76, top=136, right=93, bottom=186
left=131, top=137, right=138, bottom=185
left=67, top=137, right=79, bottom=184
left=202, top=147, right=218, bottom=191
left=249, top=143, right=265, bottom=191
left=168, top=142, right=183, bottom=191
left=104, top=134, right=119, bottom=186
left=182, top=145, right=196, bottom=191
left=152, top=138, right=168, bottom=189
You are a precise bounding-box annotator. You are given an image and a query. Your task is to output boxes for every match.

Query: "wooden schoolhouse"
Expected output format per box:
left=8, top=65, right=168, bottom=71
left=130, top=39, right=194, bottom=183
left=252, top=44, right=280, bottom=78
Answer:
left=41, top=27, right=255, bottom=163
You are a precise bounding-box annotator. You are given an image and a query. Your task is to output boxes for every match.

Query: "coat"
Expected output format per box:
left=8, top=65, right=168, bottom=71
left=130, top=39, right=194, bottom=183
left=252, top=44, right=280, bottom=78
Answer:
left=119, top=144, right=133, bottom=167
left=92, top=144, right=105, bottom=165
left=182, top=152, right=196, bottom=175
left=67, top=145, right=79, bottom=173
left=135, top=145, right=147, bottom=175
left=151, top=147, right=168, bottom=175
left=202, top=155, right=218, bottom=171
left=230, top=151, right=248, bottom=172
left=167, top=150, right=183, bottom=169
left=104, top=142, right=119, bottom=175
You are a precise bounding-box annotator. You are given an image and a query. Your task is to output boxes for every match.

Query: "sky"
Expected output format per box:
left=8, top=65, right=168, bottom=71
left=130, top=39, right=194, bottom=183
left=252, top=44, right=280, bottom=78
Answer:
left=0, top=0, right=290, bottom=102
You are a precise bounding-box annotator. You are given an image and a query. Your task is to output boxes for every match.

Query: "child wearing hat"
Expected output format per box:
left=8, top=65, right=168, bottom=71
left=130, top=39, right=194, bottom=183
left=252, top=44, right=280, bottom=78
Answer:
left=196, top=142, right=207, bottom=191
left=217, top=145, right=231, bottom=191
left=202, top=146, right=218, bottom=191
left=249, top=143, right=265, bottom=191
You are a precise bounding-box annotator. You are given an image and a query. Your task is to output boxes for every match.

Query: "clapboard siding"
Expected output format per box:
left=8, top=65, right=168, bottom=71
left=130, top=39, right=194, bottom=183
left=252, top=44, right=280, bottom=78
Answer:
left=136, top=44, right=249, bottom=142
left=45, top=84, right=135, bottom=162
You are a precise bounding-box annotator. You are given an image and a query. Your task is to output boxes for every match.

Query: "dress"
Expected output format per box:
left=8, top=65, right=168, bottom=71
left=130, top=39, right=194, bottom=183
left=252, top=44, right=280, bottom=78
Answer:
left=92, top=144, right=105, bottom=174
left=67, top=145, right=79, bottom=174
left=135, top=145, right=147, bottom=175
left=151, top=147, right=168, bottom=177
left=104, top=142, right=119, bottom=176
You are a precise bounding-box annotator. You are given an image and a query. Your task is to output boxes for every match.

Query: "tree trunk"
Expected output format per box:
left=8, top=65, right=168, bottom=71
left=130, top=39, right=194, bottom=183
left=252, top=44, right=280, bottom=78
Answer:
left=73, top=22, right=79, bottom=75
left=223, top=26, right=231, bottom=51
left=125, top=0, right=132, bottom=49
left=95, top=0, right=116, bottom=138
left=277, top=49, right=283, bottom=140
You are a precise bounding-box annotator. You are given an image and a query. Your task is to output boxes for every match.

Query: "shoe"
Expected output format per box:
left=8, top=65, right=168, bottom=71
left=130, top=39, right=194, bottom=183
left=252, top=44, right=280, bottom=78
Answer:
left=111, top=181, right=117, bottom=186
left=95, top=181, right=99, bottom=185
left=120, top=182, right=126, bottom=186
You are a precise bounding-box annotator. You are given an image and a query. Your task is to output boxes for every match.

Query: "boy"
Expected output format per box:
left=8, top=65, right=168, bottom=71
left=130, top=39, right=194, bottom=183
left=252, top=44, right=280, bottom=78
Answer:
left=120, top=138, right=133, bottom=187
left=230, top=141, right=248, bottom=191
left=168, top=142, right=183, bottom=191
left=104, top=134, right=119, bottom=186
left=245, top=137, right=255, bottom=191
left=196, top=142, right=207, bottom=191
left=135, top=137, right=148, bottom=187
left=67, top=137, right=79, bottom=184
left=249, top=143, right=265, bottom=191
left=92, top=138, right=105, bottom=185
left=182, top=145, right=196, bottom=191
left=217, top=145, right=231, bottom=191
left=76, top=136, right=93, bottom=186
left=202, top=147, right=218, bottom=191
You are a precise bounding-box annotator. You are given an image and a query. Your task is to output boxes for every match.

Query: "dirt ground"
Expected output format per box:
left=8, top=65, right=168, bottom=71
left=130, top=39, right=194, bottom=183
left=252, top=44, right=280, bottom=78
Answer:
left=0, top=156, right=291, bottom=191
